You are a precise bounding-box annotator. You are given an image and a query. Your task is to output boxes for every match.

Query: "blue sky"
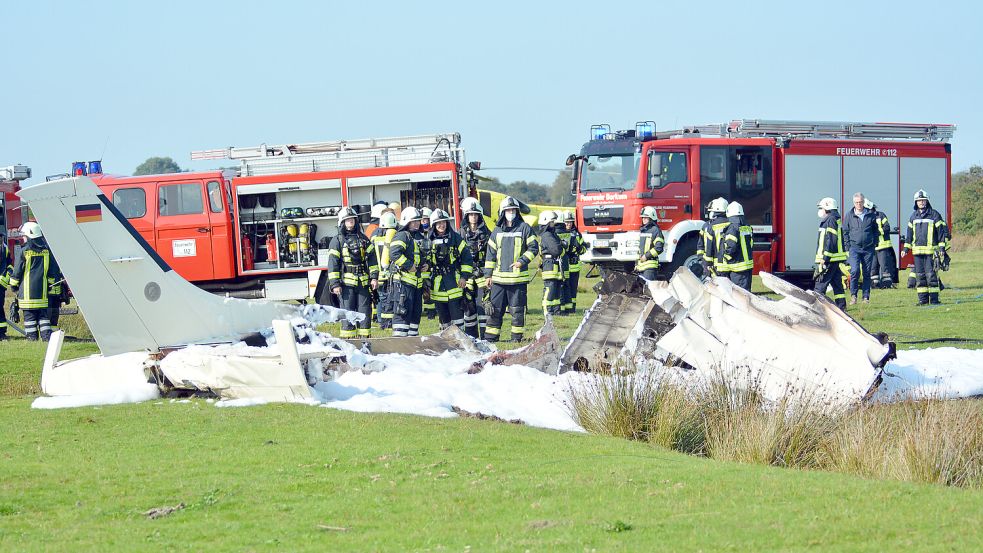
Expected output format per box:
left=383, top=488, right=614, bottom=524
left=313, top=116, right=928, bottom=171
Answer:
left=3, top=1, right=981, bottom=185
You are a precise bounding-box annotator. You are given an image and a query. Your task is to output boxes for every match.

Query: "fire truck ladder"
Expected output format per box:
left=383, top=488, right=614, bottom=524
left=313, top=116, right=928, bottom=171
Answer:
left=190, top=133, right=464, bottom=177
left=659, top=120, right=955, bottom=142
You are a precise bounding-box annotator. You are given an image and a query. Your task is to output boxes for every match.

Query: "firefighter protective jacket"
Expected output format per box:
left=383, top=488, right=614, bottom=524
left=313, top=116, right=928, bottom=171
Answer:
left=9, top=239, right=62, bottom=309
left=557, top=226, right=587, bottom=273
left=370, top=227, right=397, bottom=280
left=427, top=227, right=473, bottom=301
left=903, top=200, right=949, bottom=255
left=723, top=216, right=754, bottom=272
left=462, top=220, right=491, bottom=281
left=875, top=210, right=893, bottom=251
left=327, top=226, right=379, bottom=289
left=0, top=241, right=12, bottom=289
left=390, top=226, right=425, bottom=288
left=698, top=216, right=731, bottom=274
left=484, top=217, right=539, bottom=285
left=538, top=226, right=566, bottom=281
left=815, top=210, right=848, bottom=264
left=636, top=221, right=665, bottom=271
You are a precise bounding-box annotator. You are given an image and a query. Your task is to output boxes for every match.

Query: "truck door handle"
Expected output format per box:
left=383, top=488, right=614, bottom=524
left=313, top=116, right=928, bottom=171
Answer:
left=197, top=227, right=210, bottom=233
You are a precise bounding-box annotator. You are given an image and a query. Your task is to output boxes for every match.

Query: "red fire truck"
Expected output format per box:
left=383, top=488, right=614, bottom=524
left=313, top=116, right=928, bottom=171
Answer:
left=568, top=119, right=955, bottom=281
left=1, top=164, right=30, bottom=252
left=74, top=133, right=478, bottom=301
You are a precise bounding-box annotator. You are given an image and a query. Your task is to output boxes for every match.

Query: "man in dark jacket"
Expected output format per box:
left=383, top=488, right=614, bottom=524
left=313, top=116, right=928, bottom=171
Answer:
left=901, top=189, right=950, bottom=305
left=538, top=211, right=566, bottom=316
left=842, top=192, right=879, bottom=304
left=326, top=207, right=379, bottom=338
left=484, top=196, right=539, bottom=342
left=0, top=234, right=12, bottom=340
left=814, top=197, right=848, bottom=310
left=9, top=222, right=62, bottom=341
left=460, top=198, right=490, bottom=338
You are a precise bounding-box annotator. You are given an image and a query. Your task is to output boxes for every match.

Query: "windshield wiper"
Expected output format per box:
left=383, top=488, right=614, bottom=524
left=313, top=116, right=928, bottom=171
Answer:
left=586, top=187, right=629, bottom=193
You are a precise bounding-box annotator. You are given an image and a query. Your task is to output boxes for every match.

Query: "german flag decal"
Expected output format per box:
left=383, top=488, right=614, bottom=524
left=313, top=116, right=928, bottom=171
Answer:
left=75, top=203, right=102, bottom=223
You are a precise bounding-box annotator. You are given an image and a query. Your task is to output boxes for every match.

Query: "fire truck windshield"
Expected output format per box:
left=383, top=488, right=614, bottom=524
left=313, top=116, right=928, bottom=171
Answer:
left=580, top=153, right=640, bottom=193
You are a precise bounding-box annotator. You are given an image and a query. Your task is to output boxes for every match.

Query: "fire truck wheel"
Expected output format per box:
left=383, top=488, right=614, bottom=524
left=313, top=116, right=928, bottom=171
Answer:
left=665, top=235, right=703, bottom=279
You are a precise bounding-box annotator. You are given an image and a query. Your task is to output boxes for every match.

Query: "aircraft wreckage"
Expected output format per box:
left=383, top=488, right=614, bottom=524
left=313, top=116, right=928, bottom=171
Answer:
left=22, top=176, right=895, bottom=408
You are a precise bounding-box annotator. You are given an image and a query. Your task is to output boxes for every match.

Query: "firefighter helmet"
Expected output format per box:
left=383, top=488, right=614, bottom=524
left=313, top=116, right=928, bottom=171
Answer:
left=370, top=201, right=388, bottom=219
left=380, top=212, right=397, bottom=229
left=20, top=221, right=43, bottom=239
left=726, top=201, right=744, bottom=217
left=399, top=206, right=422, bottom=227
left=430, top=208, right=453, bottom=226
left=538, top=210, right=557, bottom=226
left=863, top=198, right=875, bottom=210
left=708, top=197, right=729, bottom=214
left=498, top=196, right=521, bottom=215
left=640, top=206, right=658, bottom=220
left=560, top=210, right=575, bottom=223
left=817, top=197, right=838, bottom=211
left=913, top=189, right=929, bottom=202
left=388, top=202, right=401, bottom=213
left=337, top=206, right=359, bottom=226
left=461, top=197, right=483, bottom=215
left=420, top=207, right=432, bottom=218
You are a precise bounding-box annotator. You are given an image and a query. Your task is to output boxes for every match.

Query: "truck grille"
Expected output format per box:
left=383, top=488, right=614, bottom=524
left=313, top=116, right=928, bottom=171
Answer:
left=582, top=205, right=624, bottom=227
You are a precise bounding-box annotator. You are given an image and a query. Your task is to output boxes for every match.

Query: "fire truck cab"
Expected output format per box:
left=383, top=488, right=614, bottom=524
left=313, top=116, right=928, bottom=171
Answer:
left=570, top=120, right=954, bottom=281
left=1, top=164, right=31, bottom=253
left=86, top=133, right=477, bottom=301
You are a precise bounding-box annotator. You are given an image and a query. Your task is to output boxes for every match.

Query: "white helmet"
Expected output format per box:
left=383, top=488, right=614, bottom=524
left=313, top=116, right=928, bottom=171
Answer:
left=560, top=211, right=575, bottom=223
left=461, top=197, right=483, bottom=215
left=380, top=212, right=397, bottom=229
left=337, top=206, right=359, bottom=226
left=399, top=206, right=422, bottom=227
left=725, top=201, right=744, bottom=217
left=863, top=198, right=875, bottom=210
left=817, top=197, right=838, bottom=211
left=640, top=206, right=658, bottom=220
left=498, top=196, right=521, bottom=216
left=708, top=197, right=729, bottom=214
left=21, top=221, right=43, bottom=239
left=420, top=207, right=432, bottom=218
left=538, top=210, right=557, bottom=226
left=430, top=208, right=452, bottom=226
left=370, top=202, right=388, bottom=219
left=913, top=189, right=929, bottom=202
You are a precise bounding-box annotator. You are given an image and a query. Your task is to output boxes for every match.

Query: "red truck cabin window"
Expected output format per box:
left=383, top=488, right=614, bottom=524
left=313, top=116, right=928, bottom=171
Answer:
left=159, top=183, right=204, bottom=216
left=112, top=187, right=147, bottom=219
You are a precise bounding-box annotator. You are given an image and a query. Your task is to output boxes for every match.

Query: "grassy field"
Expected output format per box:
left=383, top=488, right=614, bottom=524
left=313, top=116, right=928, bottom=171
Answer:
left=1, top=252, right=982, bottom=550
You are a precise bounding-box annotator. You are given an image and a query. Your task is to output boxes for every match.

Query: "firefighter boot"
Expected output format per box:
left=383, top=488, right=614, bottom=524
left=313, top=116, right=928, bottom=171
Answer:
left=929, top=292, right=940, bottom=305
left=917, top=292, right=929, bottom=306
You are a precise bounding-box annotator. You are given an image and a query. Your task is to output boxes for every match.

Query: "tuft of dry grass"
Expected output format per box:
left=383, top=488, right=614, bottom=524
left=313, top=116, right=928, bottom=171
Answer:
left=950, top=233, right=983, bottom=252
left=567, top=362, right=983, bottom=488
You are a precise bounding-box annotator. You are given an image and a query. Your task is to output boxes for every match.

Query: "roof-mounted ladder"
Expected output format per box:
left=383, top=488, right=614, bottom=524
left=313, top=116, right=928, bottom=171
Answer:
left=190, top=133, right=464, bottom=177
left=658, top=119, right=955, bottom=142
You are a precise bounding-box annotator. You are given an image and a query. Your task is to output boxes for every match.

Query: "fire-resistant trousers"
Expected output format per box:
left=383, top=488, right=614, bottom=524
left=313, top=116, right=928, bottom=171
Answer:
left=435, top=297, right=466, bottom=331
left=728, top=270, right=752, bottom=292
left=814, top=262, right=847, bottom=310
left=340, top=285, right=373, bottom=338
left=391, top=281, right=423, bottom=337
left=22, top=309, right=51, bottom=341
left=486, top=283, right=527, bottom=342
left=562, top=271, right=580, bottom=313
left=913, top=254, right=940, bottom=305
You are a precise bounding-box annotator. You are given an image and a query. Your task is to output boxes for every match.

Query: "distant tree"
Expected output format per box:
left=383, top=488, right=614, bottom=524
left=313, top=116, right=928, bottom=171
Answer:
left=952, top=165, right=983, bottom=235
left=134, top=157, right=182, bottom=176
left=549, top=170, right=573, bottom=207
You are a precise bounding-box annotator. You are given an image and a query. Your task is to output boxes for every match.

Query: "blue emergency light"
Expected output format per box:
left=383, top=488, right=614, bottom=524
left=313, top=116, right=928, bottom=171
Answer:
left=88, top=160, right=103, bottom=175
left=72, top=161, right=87, bottom=176
left=590, top=124, right=611, bottom=141
left=635, top=121, right=656, bottom=139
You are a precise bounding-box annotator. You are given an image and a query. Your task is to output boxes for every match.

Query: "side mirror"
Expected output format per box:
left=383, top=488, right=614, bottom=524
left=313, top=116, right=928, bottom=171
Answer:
left=648, top=155, right=663, bottom=189
left=565, top=154, right=578, bottom=167
left=649, top=175, right=663, bottom=190
left=569, top=159, right=581, bottom=196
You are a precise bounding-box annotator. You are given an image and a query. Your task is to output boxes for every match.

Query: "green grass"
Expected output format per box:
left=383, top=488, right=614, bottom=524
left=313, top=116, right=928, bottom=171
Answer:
left=2, top=399, right=983, bottom=552
left=2, top=253, right=982, bottom=550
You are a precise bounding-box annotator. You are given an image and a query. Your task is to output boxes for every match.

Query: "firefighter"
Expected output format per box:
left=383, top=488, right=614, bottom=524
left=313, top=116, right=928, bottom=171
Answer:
left=326, top=207, right=379, bottom=338
left=8, top=222, right=62, bottom=341
left=867, top=199, right=897, bottom=289
left=484, top=196, right=539, bottom=343
left=370, top=211, right=398, bottom=329
left=460, top=198, right=490, bottom=338
left=558, top=211, right=586, bottom=314
left=814, top=197, right=848, bottom=310
left=538, top=210, right=566, bottom=316
left=901, top=189, right=950, bottom=305
left=636, top=206, right=664, bottom=280
left=0, top=234, right=12, bottom=340
left=419, top=207, right=436, bottom=319
left=697, top=197, right=730, bottom=278
left=364, top=200, right=389, bottom=238
left=389, top=207, right=427, bottom=337
left=722, top=201, right=754, bottom=291
left=427, top=208, right=473, bottom=331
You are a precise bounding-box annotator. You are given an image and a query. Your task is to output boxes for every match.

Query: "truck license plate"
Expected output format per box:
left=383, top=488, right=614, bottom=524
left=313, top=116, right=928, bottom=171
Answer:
left=593, top=240, right=609, bottom=248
